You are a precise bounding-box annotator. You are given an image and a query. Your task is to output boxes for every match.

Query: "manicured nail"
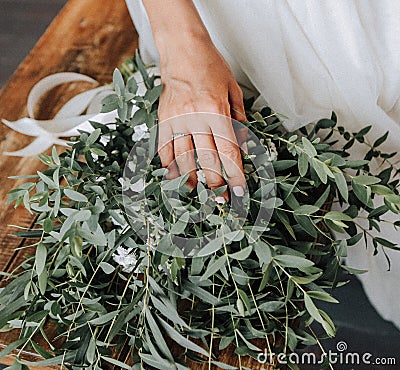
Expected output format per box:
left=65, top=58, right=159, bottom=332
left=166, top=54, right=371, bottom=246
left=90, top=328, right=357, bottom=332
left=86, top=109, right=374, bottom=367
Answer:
left=215, top=196, right=226, bottom=204
left=233, top=186, right=244, bottom=197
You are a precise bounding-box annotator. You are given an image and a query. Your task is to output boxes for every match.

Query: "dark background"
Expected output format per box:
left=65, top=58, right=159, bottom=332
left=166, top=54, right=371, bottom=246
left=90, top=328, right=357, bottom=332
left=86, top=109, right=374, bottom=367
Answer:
left=0, top=0, right=67, bottom=87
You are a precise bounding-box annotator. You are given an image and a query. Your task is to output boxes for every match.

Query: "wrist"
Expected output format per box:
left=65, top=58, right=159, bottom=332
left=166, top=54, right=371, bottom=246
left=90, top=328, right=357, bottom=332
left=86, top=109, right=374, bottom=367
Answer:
left=154, top=24, right=211, bottom=58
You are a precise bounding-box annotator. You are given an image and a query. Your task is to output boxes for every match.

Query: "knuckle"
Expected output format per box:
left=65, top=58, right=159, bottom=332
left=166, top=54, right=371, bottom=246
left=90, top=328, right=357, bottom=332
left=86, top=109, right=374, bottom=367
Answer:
left=201, top=99, right=228, bottom=114
left=219, top=143, right=241, bottom=159
left=175, top=151, right=192, bottom=164
left=198, top=151, right=220, bottom=167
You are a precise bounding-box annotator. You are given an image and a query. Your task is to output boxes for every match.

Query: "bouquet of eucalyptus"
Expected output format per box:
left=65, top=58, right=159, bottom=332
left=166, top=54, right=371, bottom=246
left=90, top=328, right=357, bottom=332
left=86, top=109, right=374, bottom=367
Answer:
left=1, top=56, right=399, bottom=370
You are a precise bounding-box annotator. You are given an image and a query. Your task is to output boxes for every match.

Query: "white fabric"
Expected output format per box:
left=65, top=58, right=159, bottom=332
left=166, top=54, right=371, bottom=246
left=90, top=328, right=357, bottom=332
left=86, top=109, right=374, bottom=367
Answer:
left=125, top=0, right=400, bottom=328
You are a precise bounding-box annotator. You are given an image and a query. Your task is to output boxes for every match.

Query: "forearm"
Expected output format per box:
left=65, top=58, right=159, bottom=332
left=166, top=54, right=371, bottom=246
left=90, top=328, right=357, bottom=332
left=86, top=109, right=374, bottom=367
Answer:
left=142, top=0, right=212, bottom=57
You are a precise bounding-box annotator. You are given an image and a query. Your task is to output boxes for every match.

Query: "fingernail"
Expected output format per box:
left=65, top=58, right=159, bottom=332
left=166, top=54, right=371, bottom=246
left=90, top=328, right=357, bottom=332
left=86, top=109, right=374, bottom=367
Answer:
left=233, top=186, right=244, bottom=197
left=215, top=196, right=226, bottom=204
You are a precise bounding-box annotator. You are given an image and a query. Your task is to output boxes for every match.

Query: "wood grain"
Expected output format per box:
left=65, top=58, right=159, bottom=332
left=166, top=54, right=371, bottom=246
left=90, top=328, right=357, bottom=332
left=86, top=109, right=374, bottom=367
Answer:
left=0, top=0, right=137, bottom=367
left=0, top=0, right=276, bottom=368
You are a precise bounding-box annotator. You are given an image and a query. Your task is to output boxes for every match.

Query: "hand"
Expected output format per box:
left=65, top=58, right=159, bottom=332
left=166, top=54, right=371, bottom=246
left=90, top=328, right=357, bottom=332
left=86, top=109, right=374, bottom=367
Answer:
left=157, top=35, right=247, bottom=200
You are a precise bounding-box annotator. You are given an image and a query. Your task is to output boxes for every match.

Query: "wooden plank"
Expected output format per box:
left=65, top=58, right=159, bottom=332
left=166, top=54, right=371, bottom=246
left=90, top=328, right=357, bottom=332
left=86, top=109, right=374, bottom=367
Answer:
left=0, top=0, right=137, bottom=367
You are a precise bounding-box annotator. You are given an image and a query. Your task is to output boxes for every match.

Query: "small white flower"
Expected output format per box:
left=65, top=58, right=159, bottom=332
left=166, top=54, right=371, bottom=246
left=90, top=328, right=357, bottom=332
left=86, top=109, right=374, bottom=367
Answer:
left=112, top=246, right=138, bottom=273
left=197, top=169, right=206, bottom=183
left=266, top=139, right=278, bottom=161
left=132, top=123, right=150, bottom=142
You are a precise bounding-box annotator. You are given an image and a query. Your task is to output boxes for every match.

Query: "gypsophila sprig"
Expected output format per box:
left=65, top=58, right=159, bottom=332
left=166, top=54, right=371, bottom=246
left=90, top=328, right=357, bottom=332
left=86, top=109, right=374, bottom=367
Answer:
left=1, top=53, right=400, bottom=369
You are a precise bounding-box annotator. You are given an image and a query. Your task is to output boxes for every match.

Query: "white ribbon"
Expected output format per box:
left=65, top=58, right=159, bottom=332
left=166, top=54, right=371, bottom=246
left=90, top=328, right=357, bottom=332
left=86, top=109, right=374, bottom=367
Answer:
left=2, top=67, right=159, bottom=157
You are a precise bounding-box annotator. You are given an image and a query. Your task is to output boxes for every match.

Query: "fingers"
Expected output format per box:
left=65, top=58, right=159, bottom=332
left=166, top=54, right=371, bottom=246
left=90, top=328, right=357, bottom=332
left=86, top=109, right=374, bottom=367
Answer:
left=236, top=127, right=249, bottom=154
left=191, top=129, right=226, bottom=200
left=157, top=121, right=180, bottom=179
left=229, top=83, right=246, bottom=122
left=229, top=84, right=248, bottom=152
left=173, top=134, right=198, bottom=189
left=210, top=115, right=246, bottom=196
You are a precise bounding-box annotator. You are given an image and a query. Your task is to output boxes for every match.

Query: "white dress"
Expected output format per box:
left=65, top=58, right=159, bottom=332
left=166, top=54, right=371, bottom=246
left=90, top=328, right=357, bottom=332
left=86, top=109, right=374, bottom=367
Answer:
left=125, top=0, right=400, bottom=329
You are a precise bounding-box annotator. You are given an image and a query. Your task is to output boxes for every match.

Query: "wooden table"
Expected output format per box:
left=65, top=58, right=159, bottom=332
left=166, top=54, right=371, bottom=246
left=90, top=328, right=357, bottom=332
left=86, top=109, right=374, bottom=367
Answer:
left=0, top=1, right=272, bottom=368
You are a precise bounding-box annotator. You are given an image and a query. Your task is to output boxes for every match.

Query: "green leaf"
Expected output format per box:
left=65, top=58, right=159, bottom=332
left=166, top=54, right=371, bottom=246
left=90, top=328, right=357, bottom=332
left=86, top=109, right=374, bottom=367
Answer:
left=35, top=242, right=47, bottom=276
left=374, top=237, right=400, bottom=251
left=254, top=240, right=272, bottom=265
left=211, top=361, right=237, bottom=370
left=51, top=146, right=60, bottom=166
left=236, top=298, right=245, bottom=316
left=351, top=181, right=369, bottom=204
left=304, top=294, right=323, bottom=323
left=101, top=356, right=131, bottom=370
left=274, top=255, right=314, bottom=269
left=324, top=211, right=353, bottom=222
left=113, top=68, right=125, bottom=94
left=37, top=172, right=57, bottom=189
left=302, top=137, right=317, bottom=157
left=22, top=353, right=75, bottom=367
left=334, top=172, right=348, bottom=201
left=238, top=289, right=251, bottom=312
left=170, top=212, right=189, bottom=235
left=101, top=94, right=119, bottom=113
left=229, top=246, right=252, bottom=261
left=307, top=291, right=338, bottom=303
left=320, top=310, right=336, bottom=337
left=99, top=262, right=115, bottom=274
left=373, top=131, right=389, bottom=148
left=90, top=311, right=118, bottom=325
left=294, top=214, right=318, bottom=237
left=64, top=189, right=88, bottom=203
left=161, top=174, right=189, bottom=191
left=126, top=75, right=138, bottom=94
left=224, top=230, right=245, bottom=243
left=201, top=256, right=226, bottom=281
left=0, top=339, right=26, bottom=360
left=276, top=211, right=296, bottom=239
left=353, top=175, right=381, bottom=186
left=311, top=158, right=334, bottom=184
left=145, top=308, right=174, bottom=361
left=197, top=237, right=223, bottom=257
left=370, top=184, right=393, bottom=196
left=298, top=151, right=308, bottom=176
left=291, top=273, right=322, bottom=285
left=317, top=118, right=336, bottom=129
left=86, top=336, right=96, bottom=364
left=294, top=205, right=319, bottom=216
left=90, top=147, right=107, bottom=156
left=183, top=281, right=219, bottom=305
left=157, top=316, right=209, bottom=357
left=258, top=300, right=285, bottom=312
left=140, top=354, right=170, bottom=370
left=38, top=270, right=48, bottom=295
left=86, top=128, right=101, bottom=146
left=150, top=295, right=189, bottom=328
